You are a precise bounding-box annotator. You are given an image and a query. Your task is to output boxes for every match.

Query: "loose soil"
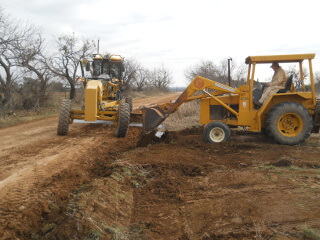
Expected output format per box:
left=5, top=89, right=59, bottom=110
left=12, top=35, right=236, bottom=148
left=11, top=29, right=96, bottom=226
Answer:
left=1, top=93, right=320, bottom=239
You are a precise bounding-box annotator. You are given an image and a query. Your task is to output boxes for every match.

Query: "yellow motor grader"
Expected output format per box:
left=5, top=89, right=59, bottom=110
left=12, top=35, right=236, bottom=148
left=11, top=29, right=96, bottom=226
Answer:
left=142, top=53, right=320, bottom=145
left=57, top=54, right=133, bottom=137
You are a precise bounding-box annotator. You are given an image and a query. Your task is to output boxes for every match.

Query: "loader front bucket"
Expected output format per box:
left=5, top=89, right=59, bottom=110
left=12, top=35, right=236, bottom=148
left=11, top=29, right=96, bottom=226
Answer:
left=141, top=106, right=167, bottom=134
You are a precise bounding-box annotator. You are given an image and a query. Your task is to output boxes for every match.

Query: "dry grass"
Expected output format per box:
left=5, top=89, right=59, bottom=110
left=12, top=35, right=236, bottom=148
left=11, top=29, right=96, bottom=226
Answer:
left=302, top=227, right=320, bottom=240
left=164, top=100, right=201, bottom=131
left=0, top=92, right=67, bottom=128
left=0, top=107, right=58, bottom=128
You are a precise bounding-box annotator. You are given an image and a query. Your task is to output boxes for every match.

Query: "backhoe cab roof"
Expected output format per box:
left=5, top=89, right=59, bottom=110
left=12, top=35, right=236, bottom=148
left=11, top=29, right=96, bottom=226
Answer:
left=245, top=53, right=315, bottom=64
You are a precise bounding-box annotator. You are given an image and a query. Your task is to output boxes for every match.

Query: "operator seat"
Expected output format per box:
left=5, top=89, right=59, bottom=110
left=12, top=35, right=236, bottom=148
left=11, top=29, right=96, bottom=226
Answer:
left=253, top=75, right=293, bottom=105
left=277, top=75, right=293, bottom=93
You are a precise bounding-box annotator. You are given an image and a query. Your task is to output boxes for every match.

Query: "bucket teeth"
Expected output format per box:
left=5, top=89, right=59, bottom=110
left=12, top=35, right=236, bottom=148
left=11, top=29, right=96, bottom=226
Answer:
left=141, top=106, right=166, bottom=134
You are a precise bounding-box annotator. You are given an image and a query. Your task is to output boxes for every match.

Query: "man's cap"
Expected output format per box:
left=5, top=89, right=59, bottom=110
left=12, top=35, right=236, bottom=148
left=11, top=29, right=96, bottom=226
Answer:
left=270, top=62, right=279, bottom=68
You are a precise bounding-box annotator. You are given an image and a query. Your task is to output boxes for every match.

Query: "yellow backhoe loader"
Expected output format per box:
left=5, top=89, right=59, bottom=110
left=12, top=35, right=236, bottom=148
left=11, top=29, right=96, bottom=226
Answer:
left=57, top=54, right=133, bottom=137
left=141, top=53, right=320, bottom=145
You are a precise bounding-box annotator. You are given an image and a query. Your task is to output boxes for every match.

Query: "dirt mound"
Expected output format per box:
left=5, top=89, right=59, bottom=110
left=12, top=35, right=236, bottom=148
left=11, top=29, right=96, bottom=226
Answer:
left=19, top=127, right=320, bottom=240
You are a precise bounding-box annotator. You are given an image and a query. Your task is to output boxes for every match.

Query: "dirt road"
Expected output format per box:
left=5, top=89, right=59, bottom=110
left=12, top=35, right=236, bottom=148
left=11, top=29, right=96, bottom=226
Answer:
left=1, top=92, right=320, bottom=239
left=0, top=93, right=179, bottom=239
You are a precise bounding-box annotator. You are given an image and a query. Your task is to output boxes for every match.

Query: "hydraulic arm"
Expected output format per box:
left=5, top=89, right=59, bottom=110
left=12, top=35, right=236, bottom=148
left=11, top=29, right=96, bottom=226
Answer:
left=141, top=76, right=240, bottom=134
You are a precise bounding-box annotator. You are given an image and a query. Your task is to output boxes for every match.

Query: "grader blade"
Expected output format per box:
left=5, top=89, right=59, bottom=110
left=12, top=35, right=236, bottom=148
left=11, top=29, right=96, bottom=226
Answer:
left=141, top=106, right=167, bottom=134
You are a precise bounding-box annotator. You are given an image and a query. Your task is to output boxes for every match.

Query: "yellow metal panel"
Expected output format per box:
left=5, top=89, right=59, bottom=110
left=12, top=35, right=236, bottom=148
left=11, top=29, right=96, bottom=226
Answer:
left=189, top=76, right=240, bottom=94
left=238, top=92, right=250, bottom=114
left=85, top=80, right=103, bottom=121
left=238, top=111, right=257, bottom=127
left=209, top=95, right=239, bottom=105
left=97, top=116, right=117, bottom=121
left=200, top=98, right=210, bottom=124
left=245, top=53, right=315, bottom=64
left=100, top=100, right=119, bottom=108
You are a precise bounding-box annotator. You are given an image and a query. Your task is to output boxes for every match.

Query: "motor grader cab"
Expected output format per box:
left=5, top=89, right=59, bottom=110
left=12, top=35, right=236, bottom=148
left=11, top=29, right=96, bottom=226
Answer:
left=142, top=53, right=320, bottom=145
left=57, top=54, right=133, bottom=138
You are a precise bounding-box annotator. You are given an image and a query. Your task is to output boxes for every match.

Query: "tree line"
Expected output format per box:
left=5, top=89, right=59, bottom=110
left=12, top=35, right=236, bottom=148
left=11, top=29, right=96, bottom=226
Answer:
left=0, top=7, right=173, bottom=112
left=1, top=6, right=319, bottom=113
left=185, top=59, right=320, bottom=93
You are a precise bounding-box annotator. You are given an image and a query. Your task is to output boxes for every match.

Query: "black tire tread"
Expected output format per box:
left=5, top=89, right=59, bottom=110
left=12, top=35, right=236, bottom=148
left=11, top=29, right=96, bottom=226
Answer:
left=115, top=102, right=130, bottom=138
left=125, top=97, right=133, bottom=113
left=265, top=102, right=313, bottom=145
left=57, top=99, right=71, bottom=136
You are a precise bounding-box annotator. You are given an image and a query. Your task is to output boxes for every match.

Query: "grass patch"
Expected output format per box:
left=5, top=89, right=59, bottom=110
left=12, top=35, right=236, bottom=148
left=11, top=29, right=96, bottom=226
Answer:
left=258, top=165, right=284, bottom=174
left=88, top=230, right=101, bottom=240
left=302, top=227, right=320, bottom=240
left=0, top=107, right=59, bottom=128
left=104, top=223, right=147, bottom=240
left=72, top=184, right=89, bottom=195
left=164, top=100, right=201, bottom=131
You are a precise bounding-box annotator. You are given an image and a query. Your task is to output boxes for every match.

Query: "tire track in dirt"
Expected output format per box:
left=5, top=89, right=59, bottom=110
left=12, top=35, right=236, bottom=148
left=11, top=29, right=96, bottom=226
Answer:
left=0, top=94, right=180, bottom=238
left=0, top=124, right=113, bottom=236
left=28, top=128, right=320, bottom=239
left=0, top=128, right=134, bottom=239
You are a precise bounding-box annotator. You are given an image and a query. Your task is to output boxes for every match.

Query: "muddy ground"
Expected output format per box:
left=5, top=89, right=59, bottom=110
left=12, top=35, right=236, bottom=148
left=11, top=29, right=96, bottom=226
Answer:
left=0, top=93, right=320, bottom=239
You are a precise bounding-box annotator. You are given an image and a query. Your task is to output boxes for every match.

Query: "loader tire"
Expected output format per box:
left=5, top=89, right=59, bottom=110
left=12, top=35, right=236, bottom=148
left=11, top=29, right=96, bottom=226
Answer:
left=115, top=102, right=130, bottom=138
left=204, top=121, right=230, bottom=143
left=265, top=102, right=313, bottom=145
left=57, top=99, right=72, bottom=136
left=125, top=97, right=133, bottom=113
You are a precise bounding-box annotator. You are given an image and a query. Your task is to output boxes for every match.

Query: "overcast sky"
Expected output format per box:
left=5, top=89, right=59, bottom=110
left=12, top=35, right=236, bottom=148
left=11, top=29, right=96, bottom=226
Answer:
left=1, top=0, right=320, bottom=86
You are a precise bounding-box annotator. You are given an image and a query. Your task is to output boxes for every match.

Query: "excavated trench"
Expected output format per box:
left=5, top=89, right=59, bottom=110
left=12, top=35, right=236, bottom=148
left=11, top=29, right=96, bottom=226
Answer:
left=2, top=125, right=320, bottom=239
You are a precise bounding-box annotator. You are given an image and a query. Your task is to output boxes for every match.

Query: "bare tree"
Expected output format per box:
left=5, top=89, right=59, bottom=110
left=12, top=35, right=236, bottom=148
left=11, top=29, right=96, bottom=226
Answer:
left=134, top=66, right=150, bottom=92
left=185, top=59, right=246, bottom=86
left=11, top=31, right=54, bottom=108
left=286, top=65, right=309, bottom=91
left=184, top=60, right=221, bottom=83
left=47, top=33, right=95, bottom=99
left=0, top=7, right=38, bottom=108
left=231, top=61, right=247, bottom=87
left=123, top=58, right=139, bottom=86
left=149, top=65, right=172, bottom=91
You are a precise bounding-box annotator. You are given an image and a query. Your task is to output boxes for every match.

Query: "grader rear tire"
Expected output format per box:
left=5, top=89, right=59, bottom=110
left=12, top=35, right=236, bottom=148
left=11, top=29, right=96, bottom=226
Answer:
left=125, top=97, right=133, bottom=113
left=204, top=121, right=231, bottom=143
left=57, top=99, right=72, bottom=136
left=265, top=102, right=313, bottom=145
left=115, top=102, right=130, bottom=138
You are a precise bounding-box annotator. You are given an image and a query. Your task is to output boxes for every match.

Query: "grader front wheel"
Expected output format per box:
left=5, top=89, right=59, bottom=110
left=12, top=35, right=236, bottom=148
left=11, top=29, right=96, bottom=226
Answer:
left=125, top=97, right=133, bottom=113
left=266, top=102, right=313, bottom=145
left=57, top=99, right=72, bottom=136
left=115, top=102, right=130, bottom=138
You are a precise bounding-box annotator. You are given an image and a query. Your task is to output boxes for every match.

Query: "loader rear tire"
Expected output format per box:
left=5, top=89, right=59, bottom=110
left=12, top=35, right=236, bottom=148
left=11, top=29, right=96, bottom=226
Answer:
left=204, top=121, right=230, bottom=143
left=115, top=102, right=130, bottom=138
left=57, top=99, right=72, bottom=136
left=125, top=97, right=133, bottom=113
left=265, top=102, right=313, bottom=145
